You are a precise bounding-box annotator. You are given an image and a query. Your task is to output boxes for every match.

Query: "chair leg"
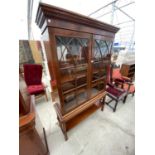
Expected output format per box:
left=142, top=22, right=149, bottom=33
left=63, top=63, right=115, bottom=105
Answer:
left=101, top=97, right=105, bottom=111
left=45, top=92, right=48, bottom=101
left=123, top=95, right=127, bottom=103
left=113, top=100, right=118, bottom=112
left=51, top=91, right=56, bottom=102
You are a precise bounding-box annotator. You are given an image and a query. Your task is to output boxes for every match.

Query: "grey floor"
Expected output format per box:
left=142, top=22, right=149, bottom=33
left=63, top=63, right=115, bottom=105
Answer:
left=35, top=92, right=135, bottom=155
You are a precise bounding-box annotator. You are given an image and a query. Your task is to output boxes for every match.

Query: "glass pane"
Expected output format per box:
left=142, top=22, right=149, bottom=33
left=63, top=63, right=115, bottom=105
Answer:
left=92, top=62, right=106, bottom=81
left=56, top=36, right=88, bottom=68
left=63, top=91, right=76, bottom=113
left=106, top=41, right=113, bottom=53
left=90, top=80, right=106, bottom=98
left=91, top=38, right=111, bottom=97
left=60, top=67, right=75, bottom=83
left=56, top=35, right=89, bottom=113
left=76, top=64, right=88, bottom=82
left=93, top=39, right=112, bottom=61
left=77, top=88, right=87, bottom=104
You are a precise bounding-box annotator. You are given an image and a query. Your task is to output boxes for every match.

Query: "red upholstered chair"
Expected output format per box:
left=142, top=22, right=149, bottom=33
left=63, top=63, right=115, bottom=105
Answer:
left=112, top=68, right=135, bottom=96
left=23, top=64, right=48, bottom=101
left=111, top=68, right=131, bottom=85
left=115, top=78, right=135, bottom=97
left=105, top=65, right=128, bottom=112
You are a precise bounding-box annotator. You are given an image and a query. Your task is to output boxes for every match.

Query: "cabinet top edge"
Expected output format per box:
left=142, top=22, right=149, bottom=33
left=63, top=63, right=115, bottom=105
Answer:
left=35, top=2, right=119, bottom=33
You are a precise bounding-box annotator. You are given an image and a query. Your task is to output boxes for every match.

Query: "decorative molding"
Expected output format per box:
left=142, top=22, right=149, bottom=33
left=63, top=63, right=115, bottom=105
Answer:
left=36, top=3, right=119, bottom=33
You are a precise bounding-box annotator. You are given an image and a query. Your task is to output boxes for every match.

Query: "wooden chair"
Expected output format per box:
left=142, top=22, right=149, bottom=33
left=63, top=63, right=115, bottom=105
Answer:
left=105, top=83, right=128, bottom=112
left=112, top=67, right=135, bottom=97
left=115, top=78, right=135, bottom=97
left=110, top=67, right=131, bottom=84
left=23, top=64, right=48, bottom=101
left=105, top=65, right=128, bottom=112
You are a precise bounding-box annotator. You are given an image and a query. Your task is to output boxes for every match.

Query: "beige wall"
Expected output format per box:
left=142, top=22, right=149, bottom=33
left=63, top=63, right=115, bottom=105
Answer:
left=29, top=40, right=43, bottom=64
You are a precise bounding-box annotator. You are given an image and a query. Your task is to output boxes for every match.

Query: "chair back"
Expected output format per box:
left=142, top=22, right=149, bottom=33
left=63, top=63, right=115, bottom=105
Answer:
left=107, top=65, right=121, bottom=84
left=106, top=64, right=111, bottom=83
left=112, top=68, right=122, bottom=79
left=24, top=64, right=43, bottom=86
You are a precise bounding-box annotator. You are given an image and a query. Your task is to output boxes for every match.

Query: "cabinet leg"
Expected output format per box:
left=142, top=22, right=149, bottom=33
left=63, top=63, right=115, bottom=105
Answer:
left=62, top=122, right=68, bottom=141
left=101, top=97, right=105, bottom=111
left=57, top=116, right=61, bottom=127
left=56, top=114, right=68, bottom=140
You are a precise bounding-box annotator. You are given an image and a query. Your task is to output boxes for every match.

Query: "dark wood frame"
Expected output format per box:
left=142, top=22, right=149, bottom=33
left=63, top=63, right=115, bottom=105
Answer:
left=36, top=2, right=119, bottom=140
left=19, top=92, right=49, bottom=155
left=105, top=86, right=128, bottom=112
left=120, top=61, right=135, bottom=81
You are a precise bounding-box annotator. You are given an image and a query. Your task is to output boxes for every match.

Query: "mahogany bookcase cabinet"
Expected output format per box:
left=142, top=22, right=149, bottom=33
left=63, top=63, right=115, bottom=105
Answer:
left=36, top=3, right=119, bottom=140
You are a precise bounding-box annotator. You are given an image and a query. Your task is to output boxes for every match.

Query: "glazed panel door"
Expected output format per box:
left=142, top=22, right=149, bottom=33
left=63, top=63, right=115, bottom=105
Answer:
left=90, top=35, right=113, bottom=98
left=53, top=29, right=91, bottom=114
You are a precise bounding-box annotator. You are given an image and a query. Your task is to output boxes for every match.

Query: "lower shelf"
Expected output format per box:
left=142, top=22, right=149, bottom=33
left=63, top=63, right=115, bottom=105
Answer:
left=54, top=90, right=106, bottom=140
left=66, top=104, right=100, bottom=131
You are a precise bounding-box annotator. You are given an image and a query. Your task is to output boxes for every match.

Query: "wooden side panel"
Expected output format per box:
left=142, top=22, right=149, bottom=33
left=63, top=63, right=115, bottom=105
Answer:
left=120, top=63, right=135, bottom=80
left=20, top=128, right=47, bottom=155
left=120, top=64, right=129, bottom=77
left=19, top=94, right=49, bottom=155
left=41, top=28, right=55, bottom=80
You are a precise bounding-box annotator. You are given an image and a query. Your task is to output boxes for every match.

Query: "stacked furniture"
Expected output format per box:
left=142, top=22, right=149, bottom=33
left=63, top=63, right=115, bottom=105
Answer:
left=120, top=61, right=135, bottom=80
left=36, top=3, right=119, bottom=140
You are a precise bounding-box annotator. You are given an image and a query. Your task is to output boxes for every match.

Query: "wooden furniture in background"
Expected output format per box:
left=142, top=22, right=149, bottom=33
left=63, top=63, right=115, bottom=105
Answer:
left=111, top=67, right=135, bottom=97
left=111, top=67, right=135, bottom=98
left=120, top=61, right=135, bottom=80
left=36, top=2, right=119, bottom=140
left=19, top=91, right=49, bottom=155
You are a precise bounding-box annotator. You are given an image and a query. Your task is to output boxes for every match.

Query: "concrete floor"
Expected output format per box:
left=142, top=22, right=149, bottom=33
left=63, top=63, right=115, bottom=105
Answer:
left=35, top=92, right=135, bottom=155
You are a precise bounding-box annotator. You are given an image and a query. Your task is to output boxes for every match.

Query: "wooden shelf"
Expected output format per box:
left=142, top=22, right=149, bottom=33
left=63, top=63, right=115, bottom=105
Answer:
left=61, top=72, right=87, bottom=83
left=92, top=76, right=106, bottom=83
left=61, top=75, right=75, bottom=83
left=63, top=83, right=87, bottom=95
left=60, top=63, right=88, bottom=70
left=66, top=104, right=100, bottom=131
left=60, top=65, right=74, bottom=70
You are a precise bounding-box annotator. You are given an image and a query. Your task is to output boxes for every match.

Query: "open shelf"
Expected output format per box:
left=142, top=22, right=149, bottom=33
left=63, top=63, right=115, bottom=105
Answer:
left=63, top=83, right=87, bottom=95
left=92, top=76, right=106, bottom=83
left=60, top=63, right=88, bottom=70
left=66, top=104, right=100, bottom=131
left=61, top=72, right=87, bottom=83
